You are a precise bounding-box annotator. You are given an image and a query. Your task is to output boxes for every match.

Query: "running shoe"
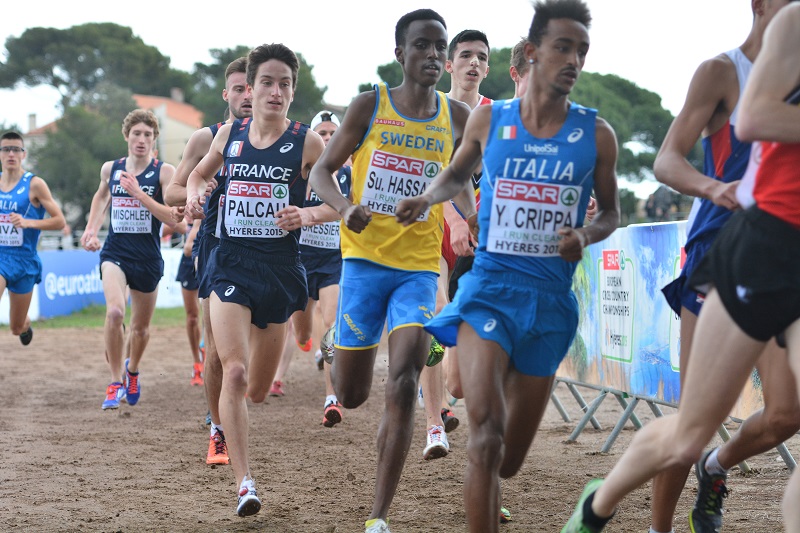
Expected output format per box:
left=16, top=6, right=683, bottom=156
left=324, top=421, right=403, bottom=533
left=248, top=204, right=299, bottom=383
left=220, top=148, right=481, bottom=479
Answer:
left=499, top=506, right=512, bottom=523
left=365, top=518, right=390, bottom=533
left=441, top=408, right=459, bottom=433
left=689, top=449, right=728, bottom=533
left=102, top=382, right=126, bottom=410
left=417, top=387, right=424, bottom=408
left=422, top=425, right=449, bottom=460
left=190, top=362, right=204, bottom=386
left=296, top=337, right=312, bottom=352
left=314, top=349, right=324, bottom=371
left=207, top=429, right=230, bottom=465
left=426, top=336, right=445, bottom=367
left=236, top=477, right=261, bottom=517
left=205, top=410, right=212, bottom=426
left=19, top=326, right=33, bottom=346
left=561, top=478, right=607, bottom=533
left=323, top=401, right=343, bottom=428
left=321, top=325, right=335, bottom=364
left=124, top=358, right=140, bottom=405
left=268, top=380, right=285, bottom=397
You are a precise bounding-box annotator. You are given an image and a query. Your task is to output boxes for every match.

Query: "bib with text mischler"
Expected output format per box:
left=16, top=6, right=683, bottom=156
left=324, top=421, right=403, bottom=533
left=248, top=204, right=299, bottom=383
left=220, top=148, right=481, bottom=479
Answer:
left=111, top=197, right=152, bottom=234
left=224, top=180, right=288, bottom=239
left=359, top=150, right=439, bottom=222
left=0, top=213, right=23, bottom=246
left=488, top=178, right=581, bottom=257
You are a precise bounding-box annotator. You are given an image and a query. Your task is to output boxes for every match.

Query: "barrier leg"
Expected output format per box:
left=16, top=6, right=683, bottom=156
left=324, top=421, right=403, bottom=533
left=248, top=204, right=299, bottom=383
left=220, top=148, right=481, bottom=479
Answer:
left=717, top=424, right=750, bottom=474
left=550, top=381, right=571, bottom=423
left=601, top=398, right=640, bottom=453
left=568, top=390, right=608, bottom=442
left=776, top=443, right=797, bottom=472
left=566, top=382, right=602, bottom=430
left=613, top=393, right=643, bottom=430
left=647, top=401, right=665, bottom=418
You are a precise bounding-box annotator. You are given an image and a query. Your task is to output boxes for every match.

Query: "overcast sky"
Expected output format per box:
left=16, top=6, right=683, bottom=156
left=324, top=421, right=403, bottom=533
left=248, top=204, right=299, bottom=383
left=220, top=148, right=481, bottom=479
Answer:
left=1, top=0, right=753, bottom=133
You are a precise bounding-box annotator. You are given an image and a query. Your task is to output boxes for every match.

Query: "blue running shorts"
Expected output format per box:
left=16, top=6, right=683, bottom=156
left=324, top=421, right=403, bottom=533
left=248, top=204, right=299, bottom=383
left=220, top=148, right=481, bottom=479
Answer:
left=175, top=254, right=199, bottom=291
left=335, top=259, right=437, bottom=350
left=0, top=251, right=41, bottom=294
left=100, top=252, right=163, bottom=294
left=426, top=264, right=578, bottom=377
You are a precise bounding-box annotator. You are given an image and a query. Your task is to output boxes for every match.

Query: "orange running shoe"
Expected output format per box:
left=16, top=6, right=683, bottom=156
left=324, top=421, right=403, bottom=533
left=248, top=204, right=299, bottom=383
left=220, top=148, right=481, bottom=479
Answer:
left=206, top=429, right=230, bottom=465
left=296, top=338, right=312, bottom=352
left=190, top=362, right=204, bottom=386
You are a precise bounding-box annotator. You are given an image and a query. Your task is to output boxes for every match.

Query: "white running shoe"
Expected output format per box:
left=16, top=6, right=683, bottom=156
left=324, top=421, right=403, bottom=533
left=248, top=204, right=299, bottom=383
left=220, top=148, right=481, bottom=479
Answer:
left=320, top=325, right=335, bottom=364
left=422, top=425, right=449, bottom=460
left=236, top=477, right=261, bottom=517
left=365, top=518, right=391, bottom=532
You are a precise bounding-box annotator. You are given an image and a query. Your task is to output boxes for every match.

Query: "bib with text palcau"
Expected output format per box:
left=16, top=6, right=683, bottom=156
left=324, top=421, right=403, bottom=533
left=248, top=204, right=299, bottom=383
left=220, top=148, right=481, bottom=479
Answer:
left=224, top=180, right=288, bottom=239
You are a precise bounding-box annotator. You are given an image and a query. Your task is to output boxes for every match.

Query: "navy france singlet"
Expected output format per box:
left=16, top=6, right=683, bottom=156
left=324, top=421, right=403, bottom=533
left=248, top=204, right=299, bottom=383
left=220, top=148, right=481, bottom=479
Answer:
left=0, top=171, right=45, bottom=255
left=476, top=99, right=597, bottom=281
left=298, top=165, right=352, bottom=270
left=102, top=158, right=165, bottom=261
left=219, top=118, right=308, bottom=254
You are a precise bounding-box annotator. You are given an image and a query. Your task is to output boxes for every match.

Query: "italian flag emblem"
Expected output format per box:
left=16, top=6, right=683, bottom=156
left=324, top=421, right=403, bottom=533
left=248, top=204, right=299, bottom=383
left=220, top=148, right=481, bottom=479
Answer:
left=498, top=125, right=516, bottom=140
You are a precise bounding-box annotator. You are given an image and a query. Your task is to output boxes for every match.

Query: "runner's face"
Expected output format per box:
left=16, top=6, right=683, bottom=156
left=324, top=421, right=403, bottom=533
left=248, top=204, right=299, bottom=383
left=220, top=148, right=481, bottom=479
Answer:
left=0, top=139, right=25, bottom=171
left=251, top=60, right=294, bottom=118
left=397, top=20, right=448, bottom=86
left=314, top=122, right=338, bottom=146
left=531, top=18, right=589, bottom=96
left=225, top=72, right=253, bottom=120
left=446, top=40, right=490, bottom=92
left=125, top=124, right=155, bottom=158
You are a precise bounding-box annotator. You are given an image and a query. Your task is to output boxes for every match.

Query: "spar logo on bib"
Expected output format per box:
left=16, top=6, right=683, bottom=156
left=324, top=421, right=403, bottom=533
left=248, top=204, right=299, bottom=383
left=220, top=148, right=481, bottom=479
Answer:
left=370, top=151, right=424, bottom=176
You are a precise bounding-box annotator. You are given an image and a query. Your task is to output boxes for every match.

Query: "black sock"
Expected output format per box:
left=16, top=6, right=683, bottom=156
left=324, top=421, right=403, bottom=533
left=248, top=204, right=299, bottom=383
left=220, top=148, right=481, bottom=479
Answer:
left=582, top=492, right=614, bottom=530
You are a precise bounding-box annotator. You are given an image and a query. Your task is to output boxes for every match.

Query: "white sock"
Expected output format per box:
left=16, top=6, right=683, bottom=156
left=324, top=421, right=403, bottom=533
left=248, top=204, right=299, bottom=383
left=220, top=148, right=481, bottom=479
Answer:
left=324, top=395, right=337, bottom=407
left=649, top=528, right=673, bottom=533
left=211, top=422, right=223, bottom=436
left=704, top=447, right=727, bottom=476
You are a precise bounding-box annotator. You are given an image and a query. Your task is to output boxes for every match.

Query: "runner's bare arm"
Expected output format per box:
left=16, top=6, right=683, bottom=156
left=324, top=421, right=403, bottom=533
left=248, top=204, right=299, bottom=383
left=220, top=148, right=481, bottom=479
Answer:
left=558, top=117, right=620, bottom=262
left=10, top=177, right=66, bottom=231
left=653, top=56, right=740, bottom=209
left=310, top=92, right=375, bottom=232
left=737, top=6, right=800, bottom=144
left=80, top=161, right=114, bottom=250
left=164, top=127, right=215, bottom=207
left=185, top=125, right=230, bottom=220
left=396, top=105, right=488, bottom=225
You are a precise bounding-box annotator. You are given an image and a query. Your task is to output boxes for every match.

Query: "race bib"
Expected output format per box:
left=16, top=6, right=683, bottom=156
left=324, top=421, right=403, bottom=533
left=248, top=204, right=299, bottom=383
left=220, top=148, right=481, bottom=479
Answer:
left=111, top=197, right=152, bottom=234
left=487, top=178, right=581, bottom=257
left=359, top=150, right=439, bottom=221
left=224, top=180, right=288, bottom=239
left=299, top=221, right=340, bottom=249
left=0, top=214, right=23, bottom=246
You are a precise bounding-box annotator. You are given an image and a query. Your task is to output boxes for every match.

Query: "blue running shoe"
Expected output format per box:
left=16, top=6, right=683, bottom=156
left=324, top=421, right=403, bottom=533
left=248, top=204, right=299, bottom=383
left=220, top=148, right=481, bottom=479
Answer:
left=124, top=358, right=141, bottom=406
left=102, top=382, right=126, bottom=410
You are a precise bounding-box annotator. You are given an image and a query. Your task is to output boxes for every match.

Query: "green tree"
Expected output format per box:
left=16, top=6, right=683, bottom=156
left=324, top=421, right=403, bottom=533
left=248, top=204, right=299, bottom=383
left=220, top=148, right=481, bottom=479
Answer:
left=31, top=83, right=134, bottom=227
left=292, top=53, right=328, bottom=125
left=189, top=46, right=252, bottom=124
left=0, top=23, right=190, bottom=109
